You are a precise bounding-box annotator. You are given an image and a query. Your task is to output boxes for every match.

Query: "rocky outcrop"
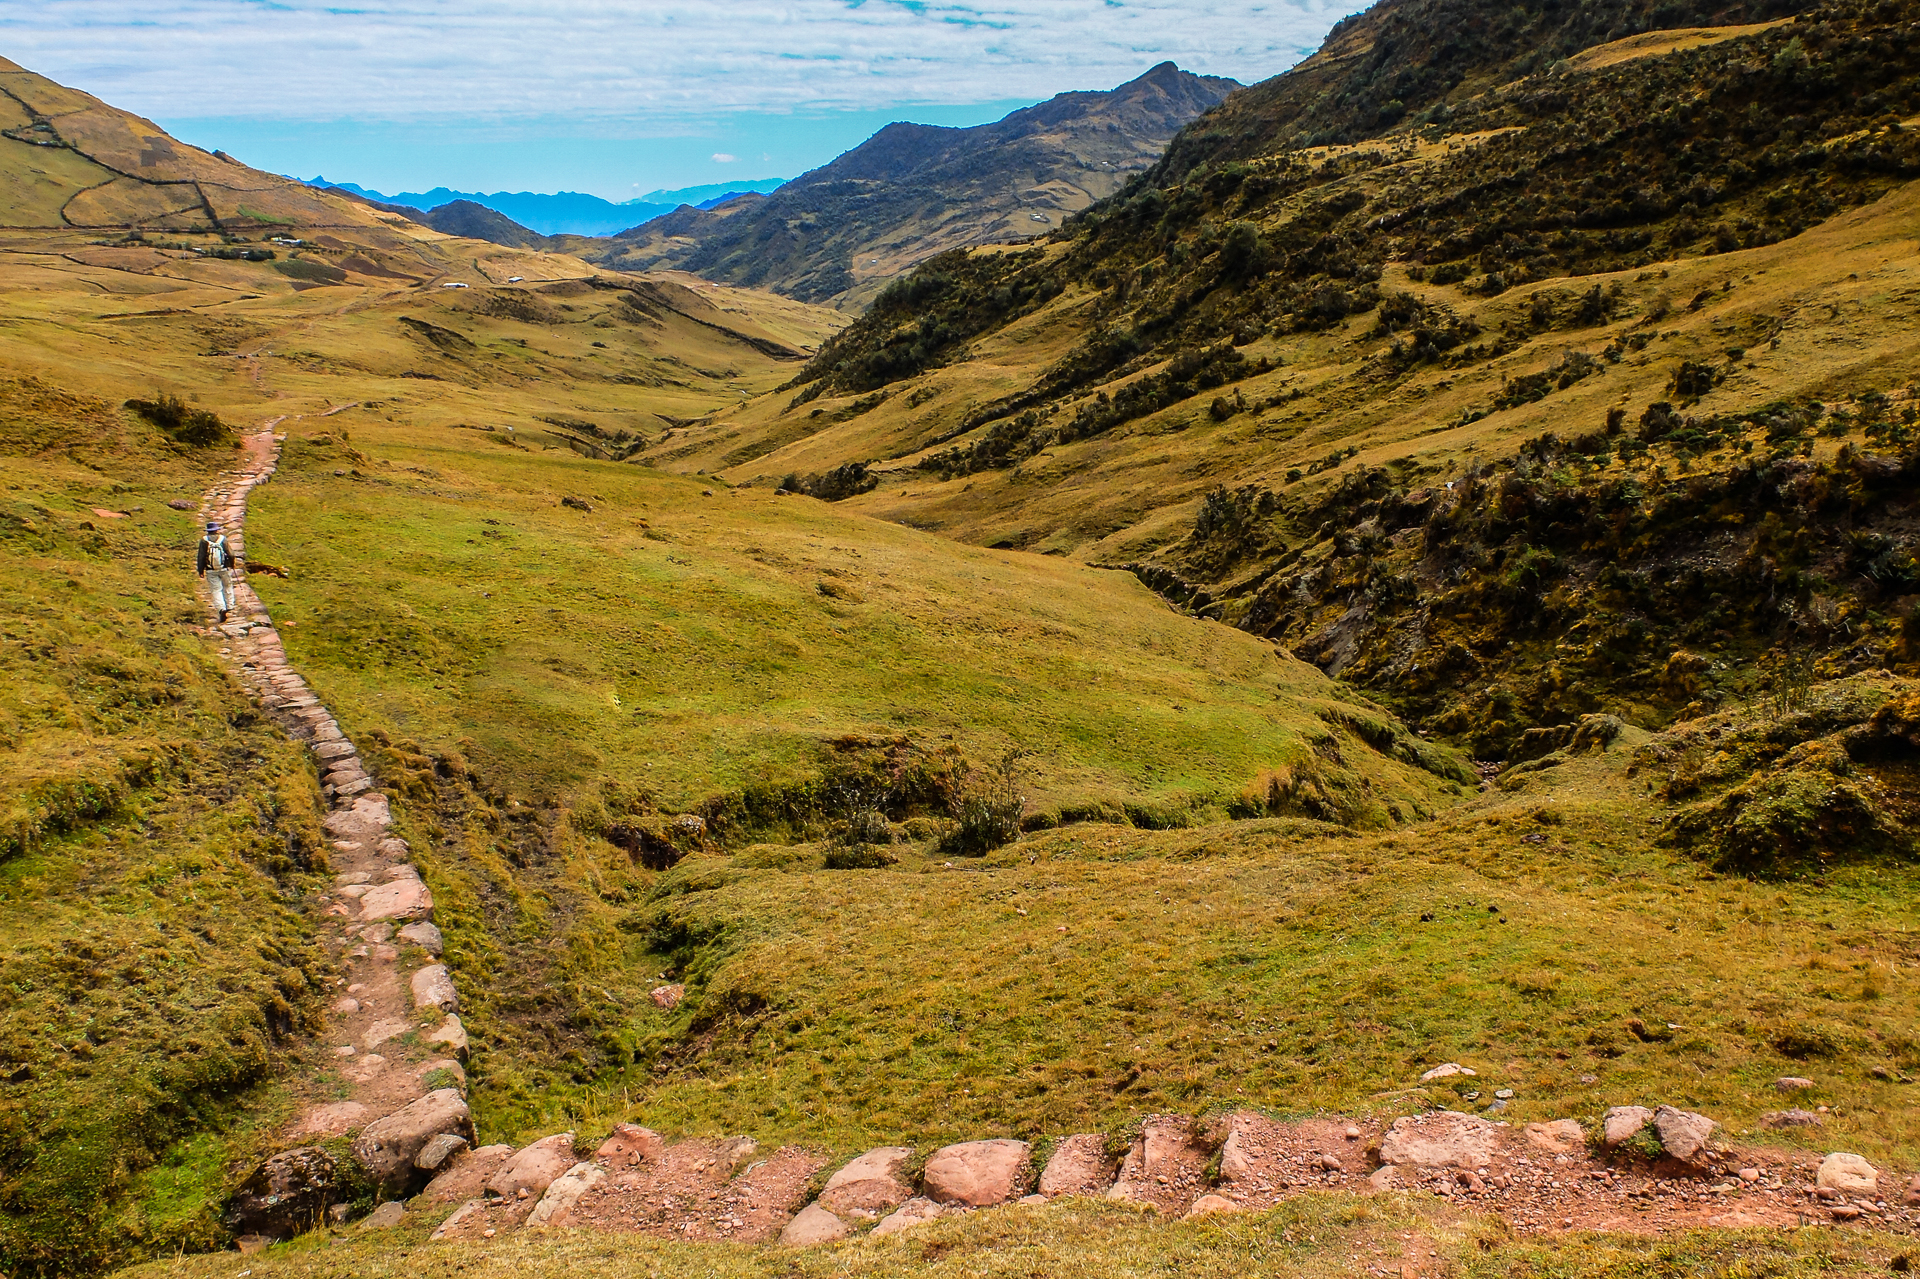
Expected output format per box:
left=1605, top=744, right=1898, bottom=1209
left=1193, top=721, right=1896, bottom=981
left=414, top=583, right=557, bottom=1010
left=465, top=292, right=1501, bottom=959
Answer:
left=1377, top=1112, right=1497, bottom=1170
left=1817, top=1153, right=1879, bottom=1197
left=527, top=1161, right=606, bottom=1228
left=1039, top=1134, right=1118, bottom=1197
left=779, top=1203, right=850, bottom=1246
left=817, top=1146, right=915, bottom=1216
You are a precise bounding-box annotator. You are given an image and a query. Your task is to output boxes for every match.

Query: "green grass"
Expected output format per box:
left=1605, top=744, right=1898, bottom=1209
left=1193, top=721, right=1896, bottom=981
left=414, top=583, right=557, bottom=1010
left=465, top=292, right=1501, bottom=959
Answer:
left=0, top=380, right=335, bottom=1277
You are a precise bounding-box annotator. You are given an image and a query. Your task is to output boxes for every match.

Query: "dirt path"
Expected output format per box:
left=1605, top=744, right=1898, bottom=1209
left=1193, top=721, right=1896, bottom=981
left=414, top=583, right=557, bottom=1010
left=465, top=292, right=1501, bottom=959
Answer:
left=199, top=428, right=470, bottom=1227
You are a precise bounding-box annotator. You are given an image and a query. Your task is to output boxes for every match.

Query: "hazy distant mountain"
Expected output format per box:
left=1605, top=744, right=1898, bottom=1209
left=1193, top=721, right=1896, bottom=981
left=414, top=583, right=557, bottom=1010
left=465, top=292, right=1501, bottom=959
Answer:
left=309, top=177, right=788, bottom=236
left=581, top=62, right=1240, bottom=308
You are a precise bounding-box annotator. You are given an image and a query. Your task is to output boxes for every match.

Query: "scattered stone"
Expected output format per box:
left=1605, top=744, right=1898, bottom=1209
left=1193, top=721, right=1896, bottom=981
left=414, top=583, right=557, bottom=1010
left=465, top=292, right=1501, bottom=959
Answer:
left=527, top=1161, right=605, bottom=1228
left=1344, top=1126, right=1361, bottom=1140
left=1905, top=1174, right=1920, bottom=1207
left=385, top=863, right=421, bottom=881
left=332, top=997, right=360, bottom=1015
left=871, top=1197, right=957, bottom=1237
left=358, top=1201, right=406, bottom=1231
left=1602, top=1106, right=1654, bottom=1146
left=1817, top=1153, right=1880, bottom=1198
left=1738, top=1168, right=1761, bottom=1183
left=411, top=964, right=459, bottom=1013
left=1039, top=1134, right=1118, bottom=1198
left=224, top=1147, right=344, bottom=1240
left=819, top=1146, right=916, bottom=1216
left=1653, top=1107, right=1717, bottom=1162
left=1317, top=1152, right=1344, bottom=1172
left=351, top=1090, right=474, bottom=1192
left=1366, top=1166, right=1400, bottom=1192
left=359, top=879, right=433, bottom=922
left=1525, top=1120, right=1586, bottom=1154
left=335, top=872, right=371, bottom=886
left=399, top=921, right=444, bottom=955
left=1018, top=1193, right=1046, bottom=1205
left=336, top=884, right=371, bottom=900
left=428, top=1014, right=469, bottom=1059
left=1186, top=1194, right=1242, bottom=1218
left=1378, top=1112, right=1498, bottom=1170
left=923, top=1139, right=1031, bottom=1207
left=594, top=1123, right=664, bottom=1167
left=1420, top=1063, right=1477, bottom=1083
left=651, top=984, right=685, bottom=1009
left=168, top=498, right=195, bottom=510
left=487, top=1133, right=578, bottom=1199
left=780, top=1204, right=850, bottom=1246
left=415, top=1133, right=469, bottom=1172
left=1760, top=1109, right=1823, bottom=1129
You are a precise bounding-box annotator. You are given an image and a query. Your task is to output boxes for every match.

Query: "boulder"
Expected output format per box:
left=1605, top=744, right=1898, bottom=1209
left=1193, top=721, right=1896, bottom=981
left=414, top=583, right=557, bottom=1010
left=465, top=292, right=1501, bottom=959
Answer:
left=1377, top=1112, right=1497, bottom=1170
left=1774, top=1076, right=1816, bottom=1091
left=410, top=964, right=458, bottom=1013
left=923, top=1139, right=1030, bottom=1207
left=224, top=1147, right=344, bottom=1240
left=1761, top=1109, right=1823, bottom=1129
left=1419, top=1063, right=1477, bottom=1084
left=818, top=1145, right=915, bottom=1216
left=1524, top=1120, right=1586, bottom=1154
left=1186, top=1194, right=1242, bottom=1218
left=650, top=984, right=685, bottom=1009
left=871, top=1197, right=958, bottom=1238
left=360, top=879, right=433, bottom=923
left=1602, top=1106, right=1654, bottom=1146
left=779, top=1203, right=851, bottom=1246
left=594, top=1124, right=664, bottom=1167
left=1653, top=1106, right=1717, bottom=1162
left=1816, top=1153, right=1879, bottom=1198
left=414, top=1133, right=469, bottom=1172
left=399, top=922, right=444, bottom=955
left=487, top=1133, right=578, bottom=1199
left=1365, top=1165, right=1400, bottom=1192
left=527, top=1161, right=605, bottom=1228
left=1039, top=1134, right=1118, bottom=1197
left=351, top=1090, right=474, bottom=1192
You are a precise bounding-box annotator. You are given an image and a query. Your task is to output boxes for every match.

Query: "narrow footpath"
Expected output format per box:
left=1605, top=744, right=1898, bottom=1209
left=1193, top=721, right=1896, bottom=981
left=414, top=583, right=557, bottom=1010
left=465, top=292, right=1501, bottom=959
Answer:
left=200, top=428, right=474, bottom=1246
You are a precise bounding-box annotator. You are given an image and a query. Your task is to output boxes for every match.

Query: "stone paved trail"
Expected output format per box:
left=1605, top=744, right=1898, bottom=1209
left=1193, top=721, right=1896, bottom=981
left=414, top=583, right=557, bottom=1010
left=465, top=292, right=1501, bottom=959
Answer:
left=201, top=427, right=471, bottom=1242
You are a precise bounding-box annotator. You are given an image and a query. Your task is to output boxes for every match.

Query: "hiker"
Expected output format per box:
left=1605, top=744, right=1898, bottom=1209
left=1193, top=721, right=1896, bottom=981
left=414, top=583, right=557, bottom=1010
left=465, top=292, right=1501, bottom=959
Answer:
left=197, top=520, right=237, bottom=623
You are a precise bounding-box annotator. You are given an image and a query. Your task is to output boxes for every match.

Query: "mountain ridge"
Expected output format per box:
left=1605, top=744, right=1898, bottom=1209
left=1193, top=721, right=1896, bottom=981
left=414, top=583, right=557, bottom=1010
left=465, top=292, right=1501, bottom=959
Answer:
left=581, top=62, right=1241, bottom=308
left=309, top=178, right=790, bottom=236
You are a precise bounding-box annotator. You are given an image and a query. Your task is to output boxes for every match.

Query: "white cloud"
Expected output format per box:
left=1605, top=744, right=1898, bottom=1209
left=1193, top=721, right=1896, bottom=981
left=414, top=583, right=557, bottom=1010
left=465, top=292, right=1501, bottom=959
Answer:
left=0, top=0, right=1342, bottom=124
left=712, top=152, right=738, bottom=163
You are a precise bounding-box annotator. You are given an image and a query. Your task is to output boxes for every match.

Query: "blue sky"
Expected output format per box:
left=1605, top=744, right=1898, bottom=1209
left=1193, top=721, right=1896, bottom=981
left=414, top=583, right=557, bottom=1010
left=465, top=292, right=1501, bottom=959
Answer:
left=3, top=1, right=1352, bottom=198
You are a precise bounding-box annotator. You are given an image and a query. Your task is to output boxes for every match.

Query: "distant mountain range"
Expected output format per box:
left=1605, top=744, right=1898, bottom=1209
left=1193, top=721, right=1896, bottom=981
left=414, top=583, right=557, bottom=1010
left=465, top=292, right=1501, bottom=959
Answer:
left=307, top=178, right=789, bottom=236
left=580, top=62, right=1240, bottom=307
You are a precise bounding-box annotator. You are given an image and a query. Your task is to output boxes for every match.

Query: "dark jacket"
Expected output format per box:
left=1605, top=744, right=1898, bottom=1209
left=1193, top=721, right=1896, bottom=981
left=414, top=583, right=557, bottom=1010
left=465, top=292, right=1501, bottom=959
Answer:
left=197, top=535, right=236, bottom=574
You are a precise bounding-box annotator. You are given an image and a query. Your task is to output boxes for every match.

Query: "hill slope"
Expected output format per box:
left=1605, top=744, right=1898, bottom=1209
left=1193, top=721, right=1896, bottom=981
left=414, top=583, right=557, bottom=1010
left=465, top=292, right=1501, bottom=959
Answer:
left=644, top=0, right=1920, bottom=758
left=582, top=63, right=1240, bottom=308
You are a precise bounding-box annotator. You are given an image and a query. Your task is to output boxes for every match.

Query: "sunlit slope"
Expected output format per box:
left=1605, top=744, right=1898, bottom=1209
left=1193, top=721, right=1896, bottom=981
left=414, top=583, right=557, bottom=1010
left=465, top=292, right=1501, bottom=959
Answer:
left=242, top=418, right=1463, bottom=822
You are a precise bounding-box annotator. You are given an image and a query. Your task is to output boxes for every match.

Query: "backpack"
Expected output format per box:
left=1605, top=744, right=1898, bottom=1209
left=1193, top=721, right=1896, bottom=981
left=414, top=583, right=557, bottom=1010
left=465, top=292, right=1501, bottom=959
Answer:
left=205, top=535, right=229, bottom=569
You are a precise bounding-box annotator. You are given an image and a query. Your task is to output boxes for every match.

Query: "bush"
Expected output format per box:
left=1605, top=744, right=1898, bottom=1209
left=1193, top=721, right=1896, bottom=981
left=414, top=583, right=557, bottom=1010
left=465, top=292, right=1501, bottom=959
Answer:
left=937, top=755, right=1025, bottom=857
left=823, top=844, right=897, bottom=870
left=124, top=393, right=233, bottom=447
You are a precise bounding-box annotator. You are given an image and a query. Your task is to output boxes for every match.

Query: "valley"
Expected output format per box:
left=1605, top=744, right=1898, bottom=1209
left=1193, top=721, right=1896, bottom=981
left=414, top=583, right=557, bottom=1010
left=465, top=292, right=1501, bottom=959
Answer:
left=2, top=3, right=1920, bottom=1277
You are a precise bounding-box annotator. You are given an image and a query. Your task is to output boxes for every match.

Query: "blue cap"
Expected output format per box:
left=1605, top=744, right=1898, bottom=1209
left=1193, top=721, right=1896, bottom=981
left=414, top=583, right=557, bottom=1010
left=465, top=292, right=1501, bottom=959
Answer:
left=206, top=522, right=218, bottom=531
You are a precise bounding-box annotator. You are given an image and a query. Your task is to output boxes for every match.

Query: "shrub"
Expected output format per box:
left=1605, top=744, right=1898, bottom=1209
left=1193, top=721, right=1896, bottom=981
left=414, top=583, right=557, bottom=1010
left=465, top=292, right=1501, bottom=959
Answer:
left=937, top=755, right=1025, bottom=857
left=823, top=844, right=897, bottom=870
left=124, top=393, right=233, bottom=447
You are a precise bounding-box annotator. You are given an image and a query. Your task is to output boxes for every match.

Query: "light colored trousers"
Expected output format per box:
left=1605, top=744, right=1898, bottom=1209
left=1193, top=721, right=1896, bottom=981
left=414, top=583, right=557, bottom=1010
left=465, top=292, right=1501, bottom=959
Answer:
left=207, top=568, right=235, bottom=615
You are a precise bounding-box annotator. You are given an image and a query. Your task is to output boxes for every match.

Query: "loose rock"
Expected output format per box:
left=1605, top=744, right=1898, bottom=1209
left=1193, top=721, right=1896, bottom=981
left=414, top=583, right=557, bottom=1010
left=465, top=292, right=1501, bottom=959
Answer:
left=1653, top=1106, right=1717, bottom=1162
left=780, top=1203, right=850, bottom=1246
left=399, top=921, right=444, bottom=955
left=428, top=1013, right=469, bottom=1058
left=487, top=1133, right=578, bottom=1199
left=819, top=1146, right=915, bottom=1216
left=351, top=1090, right=474, bottom=1192
left=360, top=879, right=433, bottom=922
left=1816, top=1153, right=1880, bottom=1198
left=1774, top=1077, right=1816, bottom=1091
left=1186, top=1194, right=1241, bottom=1218
left=411, top=964, right=459, bottom=1013
left=871, top=1197, right=957, bottom=1237
left=1525, top=1119, right=1586, bottom=1154
left=358, top=1201, right=406, bottom=1231
left=527, top=1161, right=605, bottom=1228
left=1420, top=1063, right=1477, bottom=1083
left=224, top=1147, right=344, bottom=1240
left=1602, top=1105, right=1654, bottom=1146
left=415, top=1133, right=469, bottom=1172
left=1761, top=1109, right=1823, bottom=1129
left=923, top=1139, right=1030, bottom=1207
left=651, top=984, right=685, bottom=1009
left=1039, top=1134, right=1118, bottom=1198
